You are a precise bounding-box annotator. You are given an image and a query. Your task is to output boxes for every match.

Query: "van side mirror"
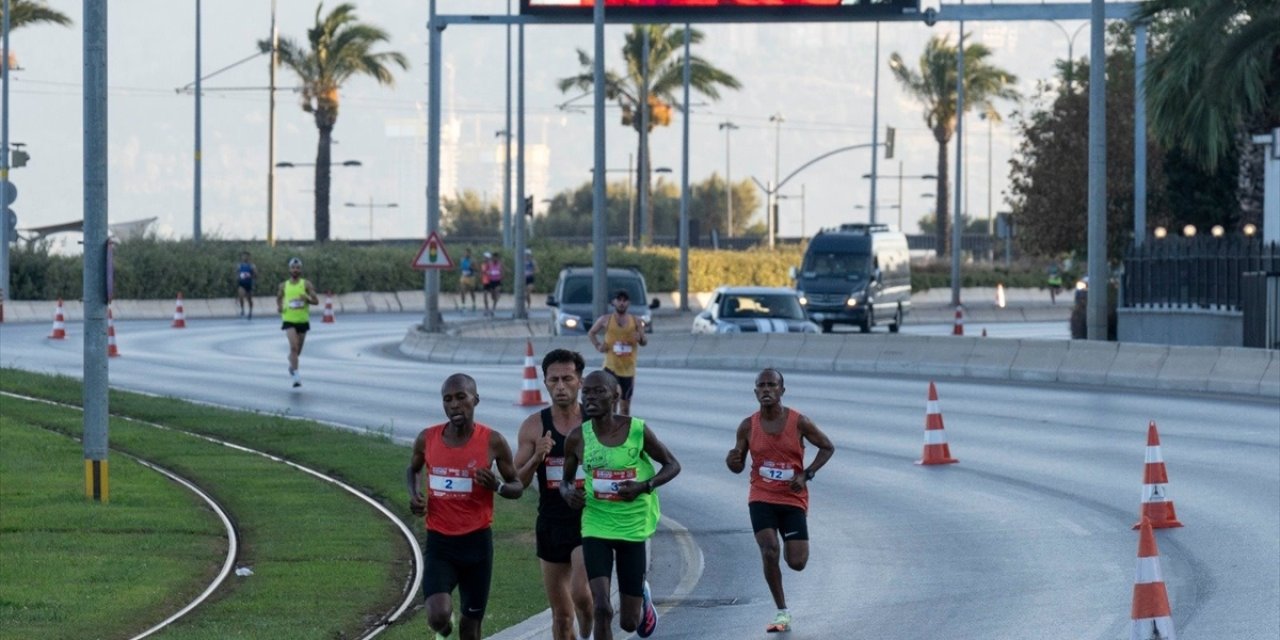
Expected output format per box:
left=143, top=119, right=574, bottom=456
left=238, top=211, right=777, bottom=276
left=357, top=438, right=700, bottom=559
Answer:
left=545, top=294, right=558, bottom=308
left=874, top=268, right=883, bottom=283
left=649, top=298, right=661, bottom=310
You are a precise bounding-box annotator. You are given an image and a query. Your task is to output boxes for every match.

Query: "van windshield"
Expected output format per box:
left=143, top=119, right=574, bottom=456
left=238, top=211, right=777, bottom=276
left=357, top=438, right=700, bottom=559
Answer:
left=801, top=252, right=871, bottom=280
left=561, top=276, right=644, bottom=306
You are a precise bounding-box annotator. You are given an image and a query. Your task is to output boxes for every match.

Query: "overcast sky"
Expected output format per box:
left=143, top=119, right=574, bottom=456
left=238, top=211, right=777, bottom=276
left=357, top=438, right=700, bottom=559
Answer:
left=4, top=0, right=1100, bottom=250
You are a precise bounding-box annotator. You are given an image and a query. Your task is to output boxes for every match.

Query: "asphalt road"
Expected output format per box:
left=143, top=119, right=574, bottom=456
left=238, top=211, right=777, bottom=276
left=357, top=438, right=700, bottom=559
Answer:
left=1, top=314, right=1275, bottom=639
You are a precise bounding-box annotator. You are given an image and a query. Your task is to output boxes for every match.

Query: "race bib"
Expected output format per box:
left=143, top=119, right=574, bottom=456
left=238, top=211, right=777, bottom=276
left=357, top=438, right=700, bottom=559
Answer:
left=758, top=461, right=795, bottom=483
left=591, top=468, right=637, bottom=501
left=612, top=343, right=633, bottom=357
left=428, top=467, right=475, bottom=498
left=288, top=299, right=305, bottom=309
left=239, top=272, right=251, bottom=281
left=544, top=457, right=585, bottom=490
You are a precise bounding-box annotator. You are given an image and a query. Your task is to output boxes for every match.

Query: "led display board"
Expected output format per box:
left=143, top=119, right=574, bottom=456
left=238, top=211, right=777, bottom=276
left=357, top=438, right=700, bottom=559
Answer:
left=522, top=0, right=922, bottom=20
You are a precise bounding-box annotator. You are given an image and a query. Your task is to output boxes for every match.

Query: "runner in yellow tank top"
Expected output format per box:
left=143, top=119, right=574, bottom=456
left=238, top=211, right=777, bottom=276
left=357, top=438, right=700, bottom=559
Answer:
left=276, top=257, right=319, bottom=388
left=587, top=289, right=647, bottom=415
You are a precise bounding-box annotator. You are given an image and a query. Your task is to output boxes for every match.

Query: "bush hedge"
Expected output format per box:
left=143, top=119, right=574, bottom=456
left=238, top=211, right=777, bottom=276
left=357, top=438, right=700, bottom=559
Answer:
left=6, top=238, right=1065, bottom=300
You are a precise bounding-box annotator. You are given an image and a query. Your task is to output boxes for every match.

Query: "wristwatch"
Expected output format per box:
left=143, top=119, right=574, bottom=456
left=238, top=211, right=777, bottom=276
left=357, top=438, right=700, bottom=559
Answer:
left=804, top=469, right=816, bottom=482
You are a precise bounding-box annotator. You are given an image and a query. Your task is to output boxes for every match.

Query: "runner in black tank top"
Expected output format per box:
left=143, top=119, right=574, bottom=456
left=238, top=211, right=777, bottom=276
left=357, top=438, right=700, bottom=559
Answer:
left=513, top=349, right=593, bottom=640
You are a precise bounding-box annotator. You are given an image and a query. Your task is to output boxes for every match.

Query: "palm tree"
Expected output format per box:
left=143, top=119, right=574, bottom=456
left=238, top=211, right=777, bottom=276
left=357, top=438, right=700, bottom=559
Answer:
left=889, top=35, right=1018, bottom=256
left=0, top=0, right=71, bottom=30
left=258, top=3, right=407, bottom=242
left=1138, top=0, right=1280, bottom=173
left=0, top=0, right=73, bottom=76
left=559, top=24, right=740, bottom=246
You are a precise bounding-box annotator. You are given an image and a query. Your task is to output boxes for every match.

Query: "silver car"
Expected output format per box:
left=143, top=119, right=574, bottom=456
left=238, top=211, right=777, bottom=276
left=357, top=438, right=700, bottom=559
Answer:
left=692, top=286, right=820, bottom=334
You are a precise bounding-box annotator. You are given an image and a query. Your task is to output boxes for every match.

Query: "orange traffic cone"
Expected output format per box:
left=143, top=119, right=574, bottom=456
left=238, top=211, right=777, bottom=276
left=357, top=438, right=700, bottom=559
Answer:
left=952, top=305, right=965, bottom=336
left=515, top=340, right=547, bottom=407
left=107, top=308, right=120, bottom=358
left=1134, top=421, right=1183, bottom=529
left=322, top=292, right=335, bottom=323
left=48, top=298, right=67, bottom=339
left=996, top=282, right=1006, bottom=308
left=1130, top=516, right=1176, bottom=640
left=171, top=293, right=187, bottom=328
left=915, top=382, right=958, bottom=465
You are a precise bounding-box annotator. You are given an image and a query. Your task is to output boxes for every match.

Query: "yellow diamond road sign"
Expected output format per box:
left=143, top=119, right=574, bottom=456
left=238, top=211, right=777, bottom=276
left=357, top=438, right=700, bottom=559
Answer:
left=411, top=231, right=454, bottom=270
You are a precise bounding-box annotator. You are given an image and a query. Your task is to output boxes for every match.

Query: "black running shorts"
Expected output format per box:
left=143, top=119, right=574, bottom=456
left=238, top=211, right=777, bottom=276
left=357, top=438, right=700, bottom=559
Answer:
left=536, top=516, right=583, bottom=564
left=582, top=537, right=647, bottom=597
left=423, top=528, right=494, bottom=619
left=748, top=501, right=809, bottom=541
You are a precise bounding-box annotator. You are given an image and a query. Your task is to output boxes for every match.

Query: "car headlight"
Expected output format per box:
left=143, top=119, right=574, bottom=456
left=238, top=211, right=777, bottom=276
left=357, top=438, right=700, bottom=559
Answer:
left=716, top=321, right=741, bottom=334
left=560, top=314, right=582, bottom=330
left=797, top=292, right=808, bottom=306
left=845, top=297, right=858, bottom=307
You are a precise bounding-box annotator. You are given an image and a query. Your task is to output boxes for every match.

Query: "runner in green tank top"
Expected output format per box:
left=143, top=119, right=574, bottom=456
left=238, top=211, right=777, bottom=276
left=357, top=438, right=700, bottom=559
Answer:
left=561, top=370, right=681, bottom=640
left=275, top=257, right=319, bottom=387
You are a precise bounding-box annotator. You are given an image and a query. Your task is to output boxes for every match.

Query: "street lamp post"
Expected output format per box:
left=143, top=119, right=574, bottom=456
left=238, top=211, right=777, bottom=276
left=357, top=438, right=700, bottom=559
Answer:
left=718, top=120, right=738, bottom=238
left=777, top=184, right=806, bottom=238
left=1049, top=20, right=1088, bottom=93
left=769, top=112, right=784, bottom=249
left=591, top=159, right=670, bottom=247
left=276, top=160, right=362, bottom=238
left=862, top=167, right=936, bottom=231
left=344, top=198, right=398, bottom=240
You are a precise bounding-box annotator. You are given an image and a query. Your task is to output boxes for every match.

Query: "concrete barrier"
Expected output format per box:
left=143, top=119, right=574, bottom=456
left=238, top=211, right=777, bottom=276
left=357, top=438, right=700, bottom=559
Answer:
left=394, top=324, right=1278, bottom=398
left=7, top=289, right=1274, bottom=398
left=1057, top=340, right=1120, bottom=386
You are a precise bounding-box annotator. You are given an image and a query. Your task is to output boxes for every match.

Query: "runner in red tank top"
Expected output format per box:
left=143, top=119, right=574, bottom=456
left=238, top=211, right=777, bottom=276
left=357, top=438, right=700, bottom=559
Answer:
left=725, top=368, right=835, bottom=634
left=407, top=373, right=524, bottom=640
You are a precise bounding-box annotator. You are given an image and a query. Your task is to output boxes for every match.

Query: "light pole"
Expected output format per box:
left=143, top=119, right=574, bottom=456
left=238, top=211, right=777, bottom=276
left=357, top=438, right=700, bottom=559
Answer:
left=590, top=160, right=670, bottom=247
left=869, top=21, right=880, bottom=224
left=777, top=184, right=806, bottom=238
left=862, top=167, right=936, bottom=231
left=276, top=160, right=362, bottom=238
left=754, top=143, right=879, bottom=243
left=1049, top=20, right=1088, bottom=93
left=344, top=198, right=398, bottom=240
left=769, top=112, right=785, bottom=249
left=718, top=120, right=738, bottom=238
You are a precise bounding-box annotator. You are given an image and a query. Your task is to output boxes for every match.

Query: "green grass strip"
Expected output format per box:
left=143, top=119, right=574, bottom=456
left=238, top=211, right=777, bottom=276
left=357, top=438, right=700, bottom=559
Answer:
left=0, top=415, right=227, bottom=639
left=0, top=368, right=544, bottom=640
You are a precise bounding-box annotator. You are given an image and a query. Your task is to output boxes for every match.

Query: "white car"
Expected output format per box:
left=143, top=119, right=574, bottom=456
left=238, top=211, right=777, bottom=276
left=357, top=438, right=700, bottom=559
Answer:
left=692, top=286, right=820, bottom=334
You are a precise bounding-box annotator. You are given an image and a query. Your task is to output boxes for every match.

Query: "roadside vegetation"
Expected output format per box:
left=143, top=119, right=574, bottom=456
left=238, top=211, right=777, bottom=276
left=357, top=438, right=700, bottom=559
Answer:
left=0, top=368, right=544, bottom=639
left=8, top=237, right=1064, bottom=301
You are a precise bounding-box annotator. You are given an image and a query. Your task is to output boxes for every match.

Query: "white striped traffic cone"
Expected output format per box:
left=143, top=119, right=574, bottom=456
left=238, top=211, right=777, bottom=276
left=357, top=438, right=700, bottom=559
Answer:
left=171, top=293, right=187, bottom=328
left=951, top=305, right=965, bottom=336
left=107, top=308, right=120, bottom=358
left=515, top=340, right=547, bottom=407
left=915, top=382, right=958, bottom=465
left=322, top=292, right=336, bottom=323
left=48, top=298, right=67, bottom=339
left=1134, top=421, right=1182, bottom=529
left=1130, top=516, right=1176, bottom=640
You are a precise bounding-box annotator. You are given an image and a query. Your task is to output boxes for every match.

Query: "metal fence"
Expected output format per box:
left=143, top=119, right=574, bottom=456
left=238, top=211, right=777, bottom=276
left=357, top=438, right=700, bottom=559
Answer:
left=1121, top=237, right=1280, bottom=311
